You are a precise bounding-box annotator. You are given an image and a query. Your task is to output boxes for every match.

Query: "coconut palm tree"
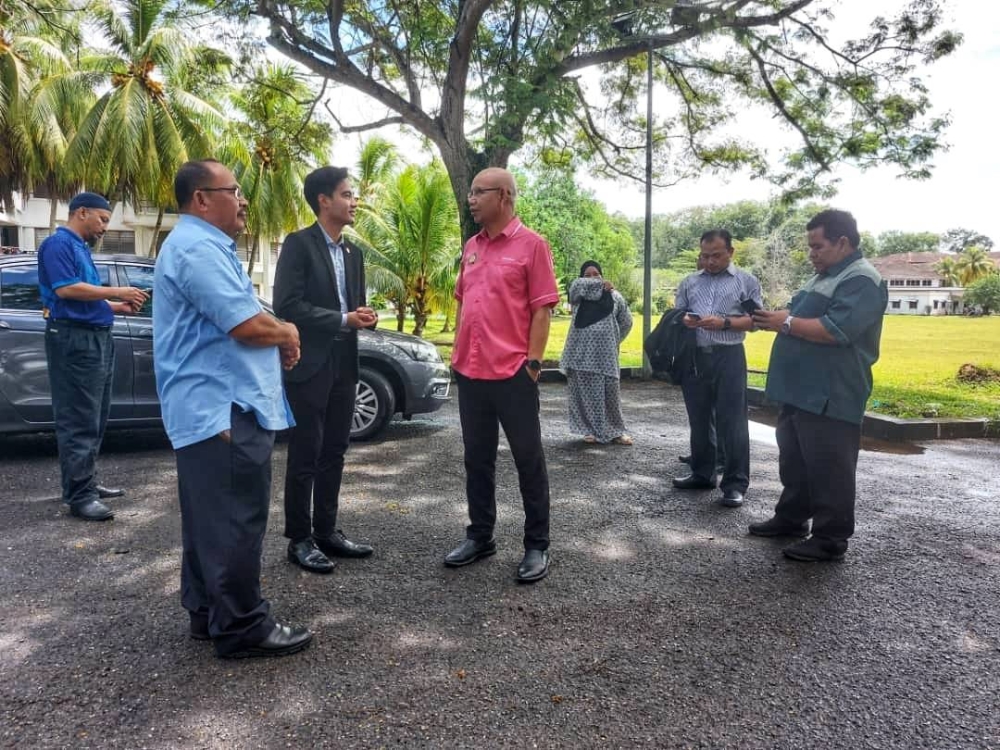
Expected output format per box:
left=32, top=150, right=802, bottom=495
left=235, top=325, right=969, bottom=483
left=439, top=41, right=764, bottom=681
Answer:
left=353, top=158, right=460, bottom=337
left=0, top=0, right=83, bottom=213
left=935, top=256, right=961, bottom=287
left=956, top=246, right=998, bottom=286
left=219, top=63, right=334, bottom=276
left=63, top=0, right=222, bottom=219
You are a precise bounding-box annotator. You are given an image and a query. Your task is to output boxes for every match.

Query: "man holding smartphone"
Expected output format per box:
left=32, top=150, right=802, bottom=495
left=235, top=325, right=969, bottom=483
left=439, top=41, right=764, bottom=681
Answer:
left=672, top=229, right=763, bottom=508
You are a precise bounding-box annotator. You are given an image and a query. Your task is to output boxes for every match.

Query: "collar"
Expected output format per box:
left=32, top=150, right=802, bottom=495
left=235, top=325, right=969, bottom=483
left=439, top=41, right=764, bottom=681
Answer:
left=475, top=216, right=522, bottom=242
left=55, top=226, right=86, bottom=244
left=319, top=224, right=349, bottom=253
left=697, top=263, right=737, bottom=277
left=823, top=249, right=863, bottom=277
left=177, top=214, right=237, bottom=251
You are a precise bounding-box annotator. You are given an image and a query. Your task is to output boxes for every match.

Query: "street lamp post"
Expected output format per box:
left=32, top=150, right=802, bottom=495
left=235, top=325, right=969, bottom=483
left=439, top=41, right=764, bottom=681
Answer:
left=642, top=43, right=653, bottom=377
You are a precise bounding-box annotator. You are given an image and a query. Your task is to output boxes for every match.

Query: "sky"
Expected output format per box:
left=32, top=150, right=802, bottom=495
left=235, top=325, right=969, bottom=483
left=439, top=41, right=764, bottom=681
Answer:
left=325, top=0, right=999, bottom=242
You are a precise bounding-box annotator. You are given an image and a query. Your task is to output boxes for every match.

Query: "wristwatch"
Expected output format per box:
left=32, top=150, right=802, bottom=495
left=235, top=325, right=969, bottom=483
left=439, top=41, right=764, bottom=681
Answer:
left=722, top=316, right=732, bottom=330
left=781, top=315, right=795, bottom=336
left=527, top=359, right=542, bottom=372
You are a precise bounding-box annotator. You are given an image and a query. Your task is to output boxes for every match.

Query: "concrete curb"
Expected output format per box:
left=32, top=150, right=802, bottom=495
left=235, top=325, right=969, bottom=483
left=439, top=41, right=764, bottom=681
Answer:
left=745, top=385, right=994, bottom=441
left=533, top=371, right=995, bottom=441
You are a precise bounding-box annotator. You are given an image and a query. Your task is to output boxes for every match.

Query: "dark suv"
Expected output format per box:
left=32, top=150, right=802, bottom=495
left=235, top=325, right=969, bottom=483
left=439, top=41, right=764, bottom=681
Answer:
left=0, top=253, right=450, bottom=440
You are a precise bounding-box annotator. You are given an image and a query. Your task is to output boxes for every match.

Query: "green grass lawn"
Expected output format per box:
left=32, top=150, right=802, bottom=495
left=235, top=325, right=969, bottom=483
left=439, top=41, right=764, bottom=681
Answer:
left=401, top=313, right=1000, bottom=422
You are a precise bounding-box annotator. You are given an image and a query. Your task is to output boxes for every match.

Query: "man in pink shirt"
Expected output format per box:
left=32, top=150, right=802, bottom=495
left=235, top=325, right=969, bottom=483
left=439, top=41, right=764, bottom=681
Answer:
left=444, top=167, right=560, bottom=583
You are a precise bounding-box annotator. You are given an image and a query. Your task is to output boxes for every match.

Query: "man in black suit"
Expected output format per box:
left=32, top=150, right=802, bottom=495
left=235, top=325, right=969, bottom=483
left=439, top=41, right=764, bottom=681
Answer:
left=273, top=166, right=379, bottom=574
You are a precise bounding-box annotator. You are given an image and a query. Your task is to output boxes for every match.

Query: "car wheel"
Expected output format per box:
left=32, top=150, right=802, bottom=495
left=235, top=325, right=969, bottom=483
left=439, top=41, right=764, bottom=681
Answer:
left=352, top=367, right=395, bottom=441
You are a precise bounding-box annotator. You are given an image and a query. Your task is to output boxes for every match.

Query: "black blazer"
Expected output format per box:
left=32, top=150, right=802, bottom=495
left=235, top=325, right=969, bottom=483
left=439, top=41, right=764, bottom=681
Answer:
left=272, top=223, right=367, bottom=384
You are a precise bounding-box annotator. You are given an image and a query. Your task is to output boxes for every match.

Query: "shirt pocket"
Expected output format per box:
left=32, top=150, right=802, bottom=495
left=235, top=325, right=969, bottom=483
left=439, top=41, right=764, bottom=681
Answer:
left=494, top=260, right=527, bottom=296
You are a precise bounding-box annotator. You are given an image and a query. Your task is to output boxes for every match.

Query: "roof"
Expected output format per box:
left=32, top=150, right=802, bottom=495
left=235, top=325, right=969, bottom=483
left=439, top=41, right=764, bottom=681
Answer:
left=870, top=251, right=1000, bottom=280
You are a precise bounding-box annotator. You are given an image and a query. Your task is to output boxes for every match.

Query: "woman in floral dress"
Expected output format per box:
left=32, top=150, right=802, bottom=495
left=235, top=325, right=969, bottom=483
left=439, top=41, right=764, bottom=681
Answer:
left=560, top=261, right=633, bottom=444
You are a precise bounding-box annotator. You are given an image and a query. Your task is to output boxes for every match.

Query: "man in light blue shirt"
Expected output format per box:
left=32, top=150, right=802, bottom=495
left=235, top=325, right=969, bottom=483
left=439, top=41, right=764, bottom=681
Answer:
left=154, top=159, right=311, bottom=659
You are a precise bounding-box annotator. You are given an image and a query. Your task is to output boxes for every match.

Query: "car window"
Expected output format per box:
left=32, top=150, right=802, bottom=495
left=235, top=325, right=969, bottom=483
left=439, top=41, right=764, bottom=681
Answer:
left=121, top=264, right=154, bottom=317
left=0, top=265, right=42, bottom=310
left=0, top=261, right=112, bottom=312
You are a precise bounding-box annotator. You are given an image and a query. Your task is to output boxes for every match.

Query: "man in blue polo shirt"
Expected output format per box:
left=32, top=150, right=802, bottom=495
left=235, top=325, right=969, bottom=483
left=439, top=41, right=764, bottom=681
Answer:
left=155, top=159, right=312, bottom=659
left=37, top=192, right=149, bottom=521
left=751, top=209, right=888, bottom=562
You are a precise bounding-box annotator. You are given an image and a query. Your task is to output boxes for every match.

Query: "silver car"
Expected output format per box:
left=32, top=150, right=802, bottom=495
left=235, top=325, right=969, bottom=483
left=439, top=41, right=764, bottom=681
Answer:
left=0, top=253, right=450, bottom=440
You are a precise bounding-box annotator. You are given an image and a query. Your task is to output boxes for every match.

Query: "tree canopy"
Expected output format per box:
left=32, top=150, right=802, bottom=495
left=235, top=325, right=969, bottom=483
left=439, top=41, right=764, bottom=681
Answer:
left=218, top=0, right=963, bottom=238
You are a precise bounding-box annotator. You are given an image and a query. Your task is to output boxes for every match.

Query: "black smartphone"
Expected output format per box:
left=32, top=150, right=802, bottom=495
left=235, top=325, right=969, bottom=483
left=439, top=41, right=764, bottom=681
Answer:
left=740, top=299, right=760, bottom=315
left=685, top=312, right=701, bottom=320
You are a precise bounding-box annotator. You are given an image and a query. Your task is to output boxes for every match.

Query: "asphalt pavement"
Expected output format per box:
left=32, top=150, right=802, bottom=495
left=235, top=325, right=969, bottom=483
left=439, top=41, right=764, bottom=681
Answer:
left=1, top=380, right=998, bottom=749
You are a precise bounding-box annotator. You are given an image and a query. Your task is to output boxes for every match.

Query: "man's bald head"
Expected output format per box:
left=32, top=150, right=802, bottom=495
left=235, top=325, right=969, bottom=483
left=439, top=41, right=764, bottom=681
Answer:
left=468, top=167, right=517, bottom=234
left=474, top=168, right=516, bottom=200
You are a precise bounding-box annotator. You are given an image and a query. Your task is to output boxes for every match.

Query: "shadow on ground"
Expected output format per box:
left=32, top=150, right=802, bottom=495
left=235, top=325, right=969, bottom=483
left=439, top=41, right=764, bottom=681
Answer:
left=1, top=381, right=998, bottom=748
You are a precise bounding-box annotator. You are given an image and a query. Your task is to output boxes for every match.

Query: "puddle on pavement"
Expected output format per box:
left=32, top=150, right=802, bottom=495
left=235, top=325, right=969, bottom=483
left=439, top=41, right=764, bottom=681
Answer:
left=748, top=408, right=926, bottom=456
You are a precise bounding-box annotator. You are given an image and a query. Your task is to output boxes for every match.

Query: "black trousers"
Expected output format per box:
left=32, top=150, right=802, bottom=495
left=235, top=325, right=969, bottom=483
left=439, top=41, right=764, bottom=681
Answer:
left=456, top=369, right=550, bottom=550
left=283, top=354, right=356, bottom=542
left=175, top=406, right=275, bottom=657
left=773, top=405, right=860, bottom=543
left=45, top=322, right=114, bottom=507
left=680, top=344, right=750, bottom=493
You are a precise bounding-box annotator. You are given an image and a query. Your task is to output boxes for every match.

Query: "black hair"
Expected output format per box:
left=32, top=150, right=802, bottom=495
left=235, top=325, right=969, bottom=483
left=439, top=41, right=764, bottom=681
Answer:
left=304, top=166, right=350, bottom=216
left=174, top=159, right=222, bottom=209
left=699, top=229, right=733, bottom=250
left=806, top=209, right=860, bottom=250
left=580, top=260, right=602, bottom=277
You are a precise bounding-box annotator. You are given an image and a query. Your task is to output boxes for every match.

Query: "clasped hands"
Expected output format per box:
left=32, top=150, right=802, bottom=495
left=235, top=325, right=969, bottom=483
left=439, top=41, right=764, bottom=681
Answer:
left=751, top=309, right=790, bottom=332
left=347, top=306, right=378, bottom=330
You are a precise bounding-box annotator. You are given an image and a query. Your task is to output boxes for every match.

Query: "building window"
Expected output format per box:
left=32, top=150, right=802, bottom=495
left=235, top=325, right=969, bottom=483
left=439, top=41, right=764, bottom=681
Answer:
left=905, top=279, right=921, bottom=287
left=921, top=279, right=933, bottom=286
left=908, top=300, right=919, bottom=310
left=889, top=278, right=904, bottom=286
left=34, top=228, right=135, bottom=254
left=890, top=300, right=901, bottom=309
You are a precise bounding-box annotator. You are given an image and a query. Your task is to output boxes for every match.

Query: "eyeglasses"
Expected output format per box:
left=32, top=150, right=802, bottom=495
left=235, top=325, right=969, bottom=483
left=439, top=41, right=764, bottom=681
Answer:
left=198, top=186, right=243, bottom=200
left=467, top=187, right=502, bottom=198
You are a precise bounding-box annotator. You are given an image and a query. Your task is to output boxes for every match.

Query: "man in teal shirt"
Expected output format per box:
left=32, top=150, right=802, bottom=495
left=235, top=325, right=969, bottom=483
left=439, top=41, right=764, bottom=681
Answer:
left=751, top=210, right=888, bottom=562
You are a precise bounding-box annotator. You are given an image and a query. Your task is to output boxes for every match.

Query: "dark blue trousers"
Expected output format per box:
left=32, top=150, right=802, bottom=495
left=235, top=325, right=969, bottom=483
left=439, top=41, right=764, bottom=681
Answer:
left=45, top=321, right=114, bottom=508
left=680, top=344, right=750, bottom=493
left=175, top=407, right=275, bottom=656
left=456, top=369, right=550, bottom=551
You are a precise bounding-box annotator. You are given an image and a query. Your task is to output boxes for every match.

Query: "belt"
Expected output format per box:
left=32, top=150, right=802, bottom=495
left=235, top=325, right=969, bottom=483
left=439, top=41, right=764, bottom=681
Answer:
left=696, top=344, right=741, bottom=355
left=48, top=319, right=112, bottom=331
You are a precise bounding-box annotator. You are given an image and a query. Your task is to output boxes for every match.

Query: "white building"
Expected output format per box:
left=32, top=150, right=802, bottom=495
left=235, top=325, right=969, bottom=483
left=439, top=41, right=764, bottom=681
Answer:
left=869, top=251, right=1000, bottom=315
left=0, top=191, right=278, bottom=300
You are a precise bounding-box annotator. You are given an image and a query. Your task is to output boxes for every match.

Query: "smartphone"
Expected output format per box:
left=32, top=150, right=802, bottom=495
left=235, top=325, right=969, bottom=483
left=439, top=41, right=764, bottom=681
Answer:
left=740, top=299, right=760, bottom=314
left=685, top=312, right=701, bottom=320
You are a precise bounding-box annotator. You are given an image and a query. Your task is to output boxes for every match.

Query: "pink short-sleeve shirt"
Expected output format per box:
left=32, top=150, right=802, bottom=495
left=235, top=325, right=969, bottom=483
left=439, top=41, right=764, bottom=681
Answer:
left=452, top=218, right=560, bottom=380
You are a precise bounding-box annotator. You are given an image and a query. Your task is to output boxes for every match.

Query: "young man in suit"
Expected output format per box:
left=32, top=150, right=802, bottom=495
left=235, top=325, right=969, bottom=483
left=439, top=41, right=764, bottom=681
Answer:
left=273, top=166, right=379, bottom=574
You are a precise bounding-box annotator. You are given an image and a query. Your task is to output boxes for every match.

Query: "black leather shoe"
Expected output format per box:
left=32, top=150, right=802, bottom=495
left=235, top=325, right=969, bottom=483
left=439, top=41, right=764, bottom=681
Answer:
left=314, top=530, right=374, bottom=559
left=70, top=499, right=114, bottom=521
left=222, top=623, right=313, bottom=659
left=443, top=538, right=497, bottom=567
left=748, top=516, right=809, bottom=538
left=678, top=454, right=692, bottom=465
left=719, top=490, right=745, bottom=508
left=516, top=549, right=550, bottom=583
left=782, top=537, right=847, bottom=562
left=189, top=612, right=210, bottom=641
left=672, top=474, right=717, bottom=490
left=288, top=539, right=336, bottom=574
left=96, top=485, right=125, bottom=499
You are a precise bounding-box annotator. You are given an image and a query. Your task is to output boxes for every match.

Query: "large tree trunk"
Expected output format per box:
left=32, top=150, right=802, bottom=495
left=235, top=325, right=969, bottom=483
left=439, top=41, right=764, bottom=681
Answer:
left=48, top=198, right=58, bottom=232
left=440, top=310, right=451, bottom=333
left=149, top=207, right=164, bottom=257
left=395, top=301, right=406, bottom=333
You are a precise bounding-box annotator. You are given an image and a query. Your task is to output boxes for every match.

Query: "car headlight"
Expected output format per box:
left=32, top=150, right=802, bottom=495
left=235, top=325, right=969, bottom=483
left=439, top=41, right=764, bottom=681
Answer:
left=391, top=339, right=442, bottom=363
